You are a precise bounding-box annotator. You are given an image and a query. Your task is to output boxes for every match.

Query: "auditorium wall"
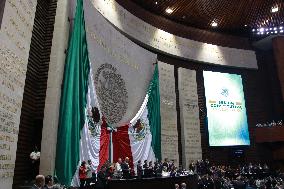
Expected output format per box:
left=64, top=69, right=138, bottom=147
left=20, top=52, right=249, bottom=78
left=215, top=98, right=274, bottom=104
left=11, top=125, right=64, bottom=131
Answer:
left=12, top=0, right=58, bottom=188
left=10, top=1, right=284, bottom=187
left=0, top=0, right=37, bottom=188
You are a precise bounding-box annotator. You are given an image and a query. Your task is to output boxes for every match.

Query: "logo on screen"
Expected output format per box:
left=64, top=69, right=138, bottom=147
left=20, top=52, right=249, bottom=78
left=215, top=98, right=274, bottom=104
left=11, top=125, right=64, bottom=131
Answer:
left=221, top=88, right=229, bottom=97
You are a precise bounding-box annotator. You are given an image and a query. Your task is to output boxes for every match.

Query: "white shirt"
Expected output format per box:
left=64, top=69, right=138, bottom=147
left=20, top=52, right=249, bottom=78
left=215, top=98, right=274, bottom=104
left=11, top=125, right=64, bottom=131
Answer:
left=115, top=162, right=122, bottom=172
left=86, top=164, right=92, bottom=178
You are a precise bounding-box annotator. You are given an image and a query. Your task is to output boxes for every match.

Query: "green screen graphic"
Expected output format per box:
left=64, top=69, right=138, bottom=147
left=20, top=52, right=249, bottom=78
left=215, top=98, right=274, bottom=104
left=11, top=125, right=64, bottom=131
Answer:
left=203, top=71, right=250, bottom=146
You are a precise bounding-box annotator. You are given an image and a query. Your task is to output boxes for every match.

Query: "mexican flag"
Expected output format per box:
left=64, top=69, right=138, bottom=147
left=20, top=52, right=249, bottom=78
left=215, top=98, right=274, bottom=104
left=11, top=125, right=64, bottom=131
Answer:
left=113, top=64, right=162, bottom=171
left=54, top=0, right=110, bottom=186
left=54, top=0, right=161, bottom=185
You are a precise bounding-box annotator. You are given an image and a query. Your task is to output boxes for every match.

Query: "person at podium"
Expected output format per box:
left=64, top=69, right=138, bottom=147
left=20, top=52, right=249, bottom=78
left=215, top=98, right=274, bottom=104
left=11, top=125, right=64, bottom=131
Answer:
left=121, top=157, right=131, bottom=179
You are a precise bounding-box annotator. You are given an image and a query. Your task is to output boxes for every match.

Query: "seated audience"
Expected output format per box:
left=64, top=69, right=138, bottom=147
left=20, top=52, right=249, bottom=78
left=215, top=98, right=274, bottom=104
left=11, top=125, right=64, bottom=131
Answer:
left=43, top=175, right=53, bottom=189
left=31, top=175, right=45, bottom=189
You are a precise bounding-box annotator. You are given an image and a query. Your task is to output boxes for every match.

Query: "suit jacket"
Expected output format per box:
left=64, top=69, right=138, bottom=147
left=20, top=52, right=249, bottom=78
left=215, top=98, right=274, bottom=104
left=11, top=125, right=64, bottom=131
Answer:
left=121, top=162, right=130, bottom=172
left=96, top=170, right=107, bottom=189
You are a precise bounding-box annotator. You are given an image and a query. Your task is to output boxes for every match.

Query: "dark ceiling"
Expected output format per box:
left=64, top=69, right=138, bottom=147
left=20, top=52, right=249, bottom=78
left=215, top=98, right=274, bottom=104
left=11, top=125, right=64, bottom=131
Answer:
left=129, top=0, right=284, bottom=36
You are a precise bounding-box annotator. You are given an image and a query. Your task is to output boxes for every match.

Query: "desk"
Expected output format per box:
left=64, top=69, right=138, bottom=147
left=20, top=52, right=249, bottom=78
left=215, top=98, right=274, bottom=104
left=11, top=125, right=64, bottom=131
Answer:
left=107, top=175, right=198, bottom=189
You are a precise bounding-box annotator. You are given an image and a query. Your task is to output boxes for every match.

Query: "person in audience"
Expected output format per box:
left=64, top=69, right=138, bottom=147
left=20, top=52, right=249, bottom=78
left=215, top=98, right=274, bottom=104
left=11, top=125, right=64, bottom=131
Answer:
left=79, top=161, right=87, bottom=189
left=43, top=175, right=53, bottom=189
left=174, top=183, right=180, bottom=189
left=180, top=182, right=186, bottom=189
left=137, top=160, right=143, bottom=179
left=121, top=157, right=131, bottom=179
left=31, top=175, right=45, bottom=189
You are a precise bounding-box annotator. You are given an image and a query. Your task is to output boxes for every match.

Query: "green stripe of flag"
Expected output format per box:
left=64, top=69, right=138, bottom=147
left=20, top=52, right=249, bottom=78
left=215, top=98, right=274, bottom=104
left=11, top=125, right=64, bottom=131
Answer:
left=55, top=0, right=90, bottom=186
left=147, top=64, right=161, bottom=160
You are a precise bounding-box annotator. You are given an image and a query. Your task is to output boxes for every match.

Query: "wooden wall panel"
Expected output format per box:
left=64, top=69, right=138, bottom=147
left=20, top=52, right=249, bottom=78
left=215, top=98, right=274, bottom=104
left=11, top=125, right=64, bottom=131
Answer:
left=12, top=0, right=58, bottom=188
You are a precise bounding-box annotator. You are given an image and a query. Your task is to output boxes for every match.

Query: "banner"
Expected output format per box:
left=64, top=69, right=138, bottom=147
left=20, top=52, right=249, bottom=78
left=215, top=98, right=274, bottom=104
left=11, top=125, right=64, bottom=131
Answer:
left=84, top=0, right=157, bottom=126
left=178, top=68, right=202, bottom=169
left=158, top=62, right=179, bottom=165
left=203, top=71, right=250, bottom=146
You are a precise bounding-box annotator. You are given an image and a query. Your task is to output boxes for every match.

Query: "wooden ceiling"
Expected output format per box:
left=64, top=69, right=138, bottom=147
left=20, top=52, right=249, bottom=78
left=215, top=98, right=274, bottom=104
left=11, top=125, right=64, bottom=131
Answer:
left=129, top=0, right=284, bottom=36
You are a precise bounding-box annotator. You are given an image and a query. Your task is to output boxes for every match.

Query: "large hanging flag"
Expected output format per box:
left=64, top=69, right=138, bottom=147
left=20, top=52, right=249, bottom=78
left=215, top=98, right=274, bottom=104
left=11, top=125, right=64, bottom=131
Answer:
left=116, top=64, right=161, bottom=170
left=54, top=0, right=89, bottom=185
left=54, top=0, right=110, bottom=186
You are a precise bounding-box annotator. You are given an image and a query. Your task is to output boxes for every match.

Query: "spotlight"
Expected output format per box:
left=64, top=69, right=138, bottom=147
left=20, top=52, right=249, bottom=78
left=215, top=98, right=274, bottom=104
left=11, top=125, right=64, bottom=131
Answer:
left=266, top=28, right=269, bottom=31
left=260, top=28, right=264, bottom=32
left=257, top=32, right=260, bottom=35
left=270, top=28, right=273, bottom=30
left=280, top=30, right=284, bottom=33
left=280, top=26, right=283, bottom=30
left=275, top=31, right=278, bottom=34
left=155, top=1, right=158, bottom=4
left=261, top=32, right=264, bottom=35
left=165, top=8, right=173, bottom=14
left=252, top=29, right=255, bottom=32
left=274, top=27, right=277, bottom=30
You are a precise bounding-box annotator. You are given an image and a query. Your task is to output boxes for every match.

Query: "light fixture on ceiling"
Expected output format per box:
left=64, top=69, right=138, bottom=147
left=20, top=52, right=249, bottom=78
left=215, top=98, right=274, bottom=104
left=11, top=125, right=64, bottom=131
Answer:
left=211, top=21, right=218, bottom=27
left=252, top=25, right=283, bottom=36
left=165, top=8, right=173, bottom=14
left=271, top=6, right=279, bottom=13
left=244, top=24, right=247, bottom=27
left=155, top=1, right=158, bottom=5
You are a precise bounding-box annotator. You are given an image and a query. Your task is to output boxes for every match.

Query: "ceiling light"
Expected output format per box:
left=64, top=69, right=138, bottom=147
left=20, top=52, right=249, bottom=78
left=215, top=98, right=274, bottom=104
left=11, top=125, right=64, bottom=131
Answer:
left=275, top=31, right=278, bottom=34
left=211, top=21, right=218, bottom=27
left=274, top=27, right=277, bottom=30
left=252, top=29, right=255, bottom=32
left=270, top=28, right=273, bottom=30
left=165, top=8, right=173, bottom=14
left=244, top=24, right=247, bottom=27
left=155, top=1, right=158, bottom=5
left=260, top=28, right=264, bottom=32
left=280, top=30, right=284, bottom=33
left=271, top=6, right=279, bottom=13
left=266, top=32, right=270, bottom=34
left=280, top=26, right=283, bottom=30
